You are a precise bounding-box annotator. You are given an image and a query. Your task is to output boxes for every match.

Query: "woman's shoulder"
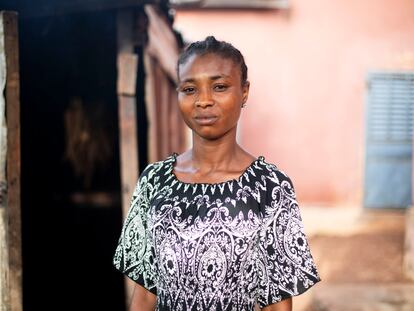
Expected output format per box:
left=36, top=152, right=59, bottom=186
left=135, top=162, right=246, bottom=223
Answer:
left=139, top=153, right=296, bottom=193
left=256, top=156, right=296, bottom=190
left=139, top=153, right=176, bottom=181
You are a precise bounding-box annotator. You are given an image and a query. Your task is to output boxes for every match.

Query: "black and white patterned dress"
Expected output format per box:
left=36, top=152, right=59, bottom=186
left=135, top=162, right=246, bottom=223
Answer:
left=113, top=153, right=320, bottom=310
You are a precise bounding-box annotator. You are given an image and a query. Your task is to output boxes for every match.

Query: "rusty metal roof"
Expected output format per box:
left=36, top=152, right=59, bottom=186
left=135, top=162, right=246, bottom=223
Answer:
left=170, top=0, right=289, bottom=9
left=1, top=0, right=167, bottom=18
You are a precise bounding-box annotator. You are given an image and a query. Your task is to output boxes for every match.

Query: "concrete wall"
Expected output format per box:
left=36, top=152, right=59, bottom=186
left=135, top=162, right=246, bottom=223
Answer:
left=174, top=0, right=414, bottom=206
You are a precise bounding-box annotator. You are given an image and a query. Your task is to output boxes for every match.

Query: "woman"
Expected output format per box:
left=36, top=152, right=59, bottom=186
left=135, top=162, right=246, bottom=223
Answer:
left=113, top=36, right=320, bottom=311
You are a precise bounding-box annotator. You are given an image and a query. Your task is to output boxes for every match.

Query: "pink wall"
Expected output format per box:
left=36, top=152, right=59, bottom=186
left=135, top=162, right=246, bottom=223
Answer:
left=174, top=0, right=414, bottom=206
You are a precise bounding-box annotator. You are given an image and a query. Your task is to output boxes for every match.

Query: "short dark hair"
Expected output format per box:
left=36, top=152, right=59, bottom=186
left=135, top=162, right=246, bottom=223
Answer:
left=177, top=36, right=248, bottom=85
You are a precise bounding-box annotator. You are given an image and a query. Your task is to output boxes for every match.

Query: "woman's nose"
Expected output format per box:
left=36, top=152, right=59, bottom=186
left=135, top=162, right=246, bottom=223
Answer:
left=196, top=100, right=214, bottom=108
left=195, top=90, right=214, bottom=108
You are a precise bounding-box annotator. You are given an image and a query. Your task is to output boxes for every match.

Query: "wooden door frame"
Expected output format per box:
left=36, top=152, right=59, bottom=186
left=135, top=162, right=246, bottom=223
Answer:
left=0, top=11, right=22, bottom=311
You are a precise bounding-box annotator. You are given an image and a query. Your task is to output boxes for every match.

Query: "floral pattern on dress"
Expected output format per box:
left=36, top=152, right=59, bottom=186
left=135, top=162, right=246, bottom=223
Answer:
left=113, top=154, right=320, bottom=310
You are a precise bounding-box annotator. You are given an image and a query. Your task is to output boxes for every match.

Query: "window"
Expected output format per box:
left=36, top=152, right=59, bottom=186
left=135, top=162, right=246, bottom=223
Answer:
left=364, top=72, right=414, bottom=208
left=367, top=72, right=414, bottom=143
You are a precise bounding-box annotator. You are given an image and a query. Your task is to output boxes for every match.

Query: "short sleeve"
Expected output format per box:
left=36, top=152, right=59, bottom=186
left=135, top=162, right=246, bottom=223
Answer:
left=256, top=169, right=320, bottom=308
left=113, top=164, right=157, bottom=294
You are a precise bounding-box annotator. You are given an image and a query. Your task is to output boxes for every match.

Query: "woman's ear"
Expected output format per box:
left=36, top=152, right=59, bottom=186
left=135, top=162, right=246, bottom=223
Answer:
left=242, top=81, right=250, bottom=104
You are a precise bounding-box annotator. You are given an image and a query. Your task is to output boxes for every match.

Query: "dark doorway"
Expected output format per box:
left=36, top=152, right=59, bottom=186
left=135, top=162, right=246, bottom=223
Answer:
left=19, top=10, right=125, bottom=310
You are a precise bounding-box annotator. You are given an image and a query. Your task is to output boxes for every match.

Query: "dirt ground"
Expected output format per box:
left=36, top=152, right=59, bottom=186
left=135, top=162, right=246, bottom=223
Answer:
left=310, top=210, right=408, bottom=283
left=294, top=208, right=414, bottom=311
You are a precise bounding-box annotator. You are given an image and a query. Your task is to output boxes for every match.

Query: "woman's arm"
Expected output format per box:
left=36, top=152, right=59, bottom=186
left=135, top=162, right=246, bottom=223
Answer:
left=262, top=297, right=292, bottom=311
left=129, top=284, right=157, bottom=311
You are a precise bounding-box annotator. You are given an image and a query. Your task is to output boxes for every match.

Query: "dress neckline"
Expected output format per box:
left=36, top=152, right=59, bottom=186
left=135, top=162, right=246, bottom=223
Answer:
left=168, top=152, right=265, bottom=187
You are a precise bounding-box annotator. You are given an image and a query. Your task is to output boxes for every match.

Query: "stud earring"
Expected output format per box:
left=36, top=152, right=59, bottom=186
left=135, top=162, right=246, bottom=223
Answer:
left=241, top=103, right=246, bottom=108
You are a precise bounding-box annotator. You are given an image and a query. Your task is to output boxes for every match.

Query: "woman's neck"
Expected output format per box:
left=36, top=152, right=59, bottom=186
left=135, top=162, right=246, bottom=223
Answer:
left=190, top=129, right=242, bottom=169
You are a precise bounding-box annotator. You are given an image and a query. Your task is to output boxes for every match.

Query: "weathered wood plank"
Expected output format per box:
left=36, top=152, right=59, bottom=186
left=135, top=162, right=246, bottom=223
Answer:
left=0, top=209, right=9, bottom=311
left=145, top=5, right=179, bottom=83
left=144, top=52, right=158, bottom=164
left=2, top=11, right=22, bottom=311
left=117, top=53, right=138, bottom=96
left=0, top=10, right=7, bottom=311
left=116, top=9, right=140, bottom=305
left=118, top=95, right=139, bottom=219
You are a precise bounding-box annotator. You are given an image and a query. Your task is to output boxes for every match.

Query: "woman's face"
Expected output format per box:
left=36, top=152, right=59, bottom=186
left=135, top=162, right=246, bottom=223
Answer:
left=177, top=53, right=249, bottom=140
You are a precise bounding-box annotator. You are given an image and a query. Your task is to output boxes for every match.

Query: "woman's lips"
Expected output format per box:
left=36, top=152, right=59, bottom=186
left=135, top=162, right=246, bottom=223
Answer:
left=194, top=115, right=218, bottom=126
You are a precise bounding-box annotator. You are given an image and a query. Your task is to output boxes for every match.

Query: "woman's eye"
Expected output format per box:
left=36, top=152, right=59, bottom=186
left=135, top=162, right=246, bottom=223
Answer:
left=182, top=87, right=196, bottom=94
left=214, top=84, right=228, bottom=92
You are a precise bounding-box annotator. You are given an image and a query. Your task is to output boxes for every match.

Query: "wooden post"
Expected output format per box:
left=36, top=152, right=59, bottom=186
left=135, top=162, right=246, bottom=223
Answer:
left=0, top=11, right=22, bottom=311
left=116, top=9, right=139, bottom=305
left=0, top=11, right=8, bottom=311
